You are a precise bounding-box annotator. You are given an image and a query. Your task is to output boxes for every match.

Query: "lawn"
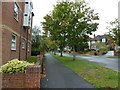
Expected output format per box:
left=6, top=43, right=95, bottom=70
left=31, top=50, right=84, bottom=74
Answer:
left=80, top=54, right=90, bottom=56
left=106, top=56, right=120, bottom=58
left=26, top=56, right=37, bottom=63
left=51, top=54, right=119, bottom=88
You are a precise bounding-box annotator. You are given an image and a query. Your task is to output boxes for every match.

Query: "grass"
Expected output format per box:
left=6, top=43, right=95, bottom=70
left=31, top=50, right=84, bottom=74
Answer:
left=64, top=52, right=74, bottom=55
left=51, top=54, right=119, bottom=88
left=26, top=56, right=37, bottom=63
left=80, top=54, right=90, bottom=56
left=106, top=56, right=120, bottom=58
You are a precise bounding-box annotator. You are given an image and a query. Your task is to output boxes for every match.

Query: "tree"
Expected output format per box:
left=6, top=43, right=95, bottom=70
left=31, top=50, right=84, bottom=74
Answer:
left=42, top=0, right=99, bottom=60
left=106, top=19, right=120, bottom=46
left=32, top=26, right=47, bottom=55
left=44, top=37, right=59, bottom=55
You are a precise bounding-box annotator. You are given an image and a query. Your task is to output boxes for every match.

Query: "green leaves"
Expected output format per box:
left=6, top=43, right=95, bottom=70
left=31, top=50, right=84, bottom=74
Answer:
left=42, top=0, right=99, bottom=54
left=44, top=37, right=59, bottom=50
left=0, top=59, right=34, bottom=73
left=107, top=19, right=120, bottom=46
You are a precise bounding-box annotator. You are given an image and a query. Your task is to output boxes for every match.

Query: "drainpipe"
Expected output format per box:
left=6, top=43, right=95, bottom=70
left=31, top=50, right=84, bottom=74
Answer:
left=26, top=28, right=28, bottom=60
left=18, top=18, right=22, bottom=60
left=19, top=3, right=25, bottom=60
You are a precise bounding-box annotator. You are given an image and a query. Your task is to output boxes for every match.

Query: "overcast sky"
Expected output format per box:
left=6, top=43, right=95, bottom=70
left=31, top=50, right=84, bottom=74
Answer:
left=32, top=0, right=119, bottom=36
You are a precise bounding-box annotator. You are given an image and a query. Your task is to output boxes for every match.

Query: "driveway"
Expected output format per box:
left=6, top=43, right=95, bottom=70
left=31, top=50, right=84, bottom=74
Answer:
left=56, top=53, right=119, bottom=72
left=41, top=53, right=95, bottom=88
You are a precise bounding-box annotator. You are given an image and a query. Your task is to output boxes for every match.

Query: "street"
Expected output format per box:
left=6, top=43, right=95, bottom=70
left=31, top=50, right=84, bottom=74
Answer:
left=56, top=53, right=119, bottom=72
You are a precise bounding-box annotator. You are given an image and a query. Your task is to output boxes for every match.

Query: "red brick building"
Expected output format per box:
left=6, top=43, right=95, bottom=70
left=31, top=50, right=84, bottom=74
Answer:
left=1, top=1, right=34, bottom=64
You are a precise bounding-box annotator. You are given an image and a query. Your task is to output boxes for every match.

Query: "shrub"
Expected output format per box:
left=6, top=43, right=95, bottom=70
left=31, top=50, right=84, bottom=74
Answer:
left=99, top=47, right=108, bottom=54
left=0, top=59, right=34, bottom=73
left=31, top=49, right=40, bottom=56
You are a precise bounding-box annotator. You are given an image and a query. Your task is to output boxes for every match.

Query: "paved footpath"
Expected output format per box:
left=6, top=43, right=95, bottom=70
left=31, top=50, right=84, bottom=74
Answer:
left=41, top=53, right=95, bottom=88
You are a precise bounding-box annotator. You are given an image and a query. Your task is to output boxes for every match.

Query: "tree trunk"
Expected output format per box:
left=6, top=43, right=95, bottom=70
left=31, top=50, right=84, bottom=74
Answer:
left=73, top=48, right=76, bottom=61
left=60, top=50, right=63, bottom=56
left=54, top=50, right=56, bottom=55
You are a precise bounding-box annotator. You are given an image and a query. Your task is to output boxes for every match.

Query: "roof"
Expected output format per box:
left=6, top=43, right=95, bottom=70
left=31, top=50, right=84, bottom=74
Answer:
left=90, top=35, right=107, bottom=41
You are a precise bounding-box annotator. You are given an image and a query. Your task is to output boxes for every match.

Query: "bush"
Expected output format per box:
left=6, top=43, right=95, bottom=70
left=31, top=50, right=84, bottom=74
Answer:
left=99, top=48, right=108, bottom=54
left=0, top=59, right=34, bottom=73
left=31, top=49, right=40, bottom=56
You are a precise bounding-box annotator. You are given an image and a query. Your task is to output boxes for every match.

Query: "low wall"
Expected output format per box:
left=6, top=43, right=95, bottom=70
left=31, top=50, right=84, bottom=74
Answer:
left=2, top=64, right=41, bottom=89
left=2, top=53, right=45, bottom=89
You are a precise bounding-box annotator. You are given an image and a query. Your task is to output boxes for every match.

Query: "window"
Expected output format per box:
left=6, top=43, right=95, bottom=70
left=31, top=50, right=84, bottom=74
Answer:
left=11, top=34, right=17, bottom=50
left=91, top=41, right=96, bottom=44
left=14, top=2, right=19, bottom=21
left=22, top=39, right=25, bottom=49
left=28, top=42, right=30, bottom=52
left=91, top=45, right=96, bottom=49
left=102, top=38, right=106, bottom=42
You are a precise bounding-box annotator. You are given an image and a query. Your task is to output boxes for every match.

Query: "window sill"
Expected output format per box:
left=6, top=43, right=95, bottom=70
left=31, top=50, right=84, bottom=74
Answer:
left=22, top=48, right=25, bottom=50
left=11, top=49, right=16, bottom=51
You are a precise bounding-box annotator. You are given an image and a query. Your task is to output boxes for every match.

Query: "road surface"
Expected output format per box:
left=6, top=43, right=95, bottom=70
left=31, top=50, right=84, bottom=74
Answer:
left=56, top=53, right=119, bottom=72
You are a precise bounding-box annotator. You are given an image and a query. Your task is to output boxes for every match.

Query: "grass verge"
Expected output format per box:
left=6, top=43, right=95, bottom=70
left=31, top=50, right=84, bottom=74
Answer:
left=80, top=54, right=90, bottom=56
left=106, top=56, right=120, bottom=58
left=26, top=56, right=37, bottom=63
left=51, top=54, right=118, bottom=88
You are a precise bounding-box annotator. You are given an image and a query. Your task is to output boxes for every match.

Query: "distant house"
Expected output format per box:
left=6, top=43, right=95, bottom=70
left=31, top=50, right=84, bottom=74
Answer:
left=89, top=35, right=115, bottom=50
left=1, top=1, right=34, bottom=64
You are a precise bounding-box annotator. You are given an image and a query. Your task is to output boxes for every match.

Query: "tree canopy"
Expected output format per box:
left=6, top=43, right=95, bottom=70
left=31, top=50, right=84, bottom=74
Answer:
left=42, top=0, right=99, bottom=59
left=106, top=19, right=120, bottom=46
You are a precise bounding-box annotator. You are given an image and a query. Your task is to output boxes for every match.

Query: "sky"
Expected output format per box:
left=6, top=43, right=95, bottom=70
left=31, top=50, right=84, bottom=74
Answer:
left=32, top=0, right=119, bottom=37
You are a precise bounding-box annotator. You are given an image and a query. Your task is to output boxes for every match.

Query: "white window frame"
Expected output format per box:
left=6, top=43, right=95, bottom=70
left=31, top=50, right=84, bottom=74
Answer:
left=11, top=34, right=17, bottom=50
left=102, top=38, right=106, bottom=42
left=14, top=2, right=19, bottom=21
left=22, top=39, right=25, bottom=49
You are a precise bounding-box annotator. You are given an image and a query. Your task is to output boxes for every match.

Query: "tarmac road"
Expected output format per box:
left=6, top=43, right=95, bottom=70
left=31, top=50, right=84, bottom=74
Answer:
left=56, top=53, right=119, bottom=72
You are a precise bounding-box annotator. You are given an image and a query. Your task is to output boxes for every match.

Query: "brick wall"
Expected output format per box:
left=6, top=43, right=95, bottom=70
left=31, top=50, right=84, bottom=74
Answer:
left=0, top=1, right=2, bottom=90
left=2, top=2, right=33, bottom=64
left=2, top=65, right=41, bottom=88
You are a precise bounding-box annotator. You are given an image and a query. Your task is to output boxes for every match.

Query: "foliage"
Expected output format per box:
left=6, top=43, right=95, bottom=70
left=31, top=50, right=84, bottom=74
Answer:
left=32, top=26, right=41, bottom=48
left=93, top=42, right=108, bottom=54
left=52, top=54, right=118, bottom=88
left=26, top=56, right=37, bottom=63
left=99, top=47, right=108, bottom=54
left=42, top=0, right=99, bottom=59
left=0, top=59, right=34, bottom=73
left=44, top=37, right=59, bottom=50
left=106, top=19, right=120, bottom=46
left=32, top=26, right=48, bottom=55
